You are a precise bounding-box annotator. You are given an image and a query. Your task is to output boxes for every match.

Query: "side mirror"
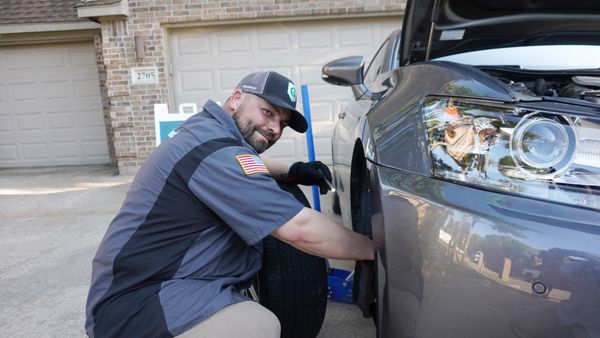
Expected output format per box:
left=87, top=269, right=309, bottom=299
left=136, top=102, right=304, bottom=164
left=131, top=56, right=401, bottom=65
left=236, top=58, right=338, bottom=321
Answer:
left=321, top=56, right=365, bottom=86
left=322, top=56, right=373, bottom=100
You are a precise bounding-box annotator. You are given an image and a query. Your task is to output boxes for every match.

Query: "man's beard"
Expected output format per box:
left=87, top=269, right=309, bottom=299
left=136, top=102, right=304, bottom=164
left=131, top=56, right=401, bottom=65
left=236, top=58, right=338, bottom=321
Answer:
left=233, top=108, right=273, bottom=154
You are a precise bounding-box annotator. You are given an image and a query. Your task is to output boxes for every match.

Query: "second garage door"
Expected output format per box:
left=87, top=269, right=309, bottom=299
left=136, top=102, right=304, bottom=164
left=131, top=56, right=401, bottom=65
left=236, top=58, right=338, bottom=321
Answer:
left=0, top=42, right=109, bottom=168
left=169, top=17, right=399, bottom=163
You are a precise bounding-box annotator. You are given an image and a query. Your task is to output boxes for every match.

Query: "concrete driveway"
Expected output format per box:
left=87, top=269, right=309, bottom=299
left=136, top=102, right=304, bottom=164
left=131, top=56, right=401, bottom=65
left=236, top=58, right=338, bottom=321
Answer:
left=0, top=165, right=374, bottom=337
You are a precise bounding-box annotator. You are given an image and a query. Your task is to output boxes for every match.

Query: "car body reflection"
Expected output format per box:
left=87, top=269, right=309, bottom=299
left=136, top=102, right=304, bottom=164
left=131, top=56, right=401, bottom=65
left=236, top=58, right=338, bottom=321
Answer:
left=375, top=167, right=600, bottom=337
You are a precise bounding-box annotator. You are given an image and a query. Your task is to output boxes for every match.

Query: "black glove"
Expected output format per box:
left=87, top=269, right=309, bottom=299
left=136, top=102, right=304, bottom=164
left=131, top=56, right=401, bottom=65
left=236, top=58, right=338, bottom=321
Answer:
left=287, top=161, right=333, bottom=194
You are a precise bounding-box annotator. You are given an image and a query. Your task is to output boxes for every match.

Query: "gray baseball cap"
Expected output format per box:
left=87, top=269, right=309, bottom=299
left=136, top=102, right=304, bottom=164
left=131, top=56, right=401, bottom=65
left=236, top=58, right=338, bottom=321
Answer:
left=235, top=71, right=308, bottom=133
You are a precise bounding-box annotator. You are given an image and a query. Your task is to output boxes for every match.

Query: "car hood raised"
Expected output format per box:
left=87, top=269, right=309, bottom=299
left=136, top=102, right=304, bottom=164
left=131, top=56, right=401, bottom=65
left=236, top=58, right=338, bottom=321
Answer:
left=400, top=0, right=600, bottom=65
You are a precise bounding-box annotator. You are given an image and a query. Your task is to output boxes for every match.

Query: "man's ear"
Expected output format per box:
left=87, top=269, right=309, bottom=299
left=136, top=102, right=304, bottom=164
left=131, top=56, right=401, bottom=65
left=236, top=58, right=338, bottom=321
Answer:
left=228, top=89, right=244, bottom=111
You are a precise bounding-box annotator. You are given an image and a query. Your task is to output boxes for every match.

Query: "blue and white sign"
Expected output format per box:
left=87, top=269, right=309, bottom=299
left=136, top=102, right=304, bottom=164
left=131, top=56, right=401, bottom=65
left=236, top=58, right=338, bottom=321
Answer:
left=154, top=103, right=196, bottom=145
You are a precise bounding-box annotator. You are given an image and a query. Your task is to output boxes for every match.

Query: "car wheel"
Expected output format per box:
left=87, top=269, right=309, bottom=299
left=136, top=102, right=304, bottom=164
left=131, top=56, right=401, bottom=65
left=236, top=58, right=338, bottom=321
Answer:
left=257, top=183, right=328, bottom=338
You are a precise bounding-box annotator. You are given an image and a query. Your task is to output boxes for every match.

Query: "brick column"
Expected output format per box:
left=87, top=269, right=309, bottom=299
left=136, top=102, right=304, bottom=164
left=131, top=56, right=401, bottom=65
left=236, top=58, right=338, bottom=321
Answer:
left=99, top=18, right=168, bottom=174
left=94, top=33, right=116, bottom=166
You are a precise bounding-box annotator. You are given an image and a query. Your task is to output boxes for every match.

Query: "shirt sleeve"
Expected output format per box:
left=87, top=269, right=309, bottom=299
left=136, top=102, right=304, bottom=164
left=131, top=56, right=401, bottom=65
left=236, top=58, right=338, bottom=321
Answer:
left=187, top=145, right=304, bottom=245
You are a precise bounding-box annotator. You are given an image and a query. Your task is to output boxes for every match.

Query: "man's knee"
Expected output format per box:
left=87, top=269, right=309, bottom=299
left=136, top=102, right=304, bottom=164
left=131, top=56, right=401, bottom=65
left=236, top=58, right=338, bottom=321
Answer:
left=177, top=301, right=280, bottom=338
left=252, top=302, right=281, bottom=336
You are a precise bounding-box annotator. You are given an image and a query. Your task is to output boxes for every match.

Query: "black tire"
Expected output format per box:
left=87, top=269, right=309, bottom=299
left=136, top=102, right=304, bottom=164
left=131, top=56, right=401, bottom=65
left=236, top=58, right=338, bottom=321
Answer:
left=331, top=190, right=341, bottom=215
left=258, top=183, right=328, bottom=338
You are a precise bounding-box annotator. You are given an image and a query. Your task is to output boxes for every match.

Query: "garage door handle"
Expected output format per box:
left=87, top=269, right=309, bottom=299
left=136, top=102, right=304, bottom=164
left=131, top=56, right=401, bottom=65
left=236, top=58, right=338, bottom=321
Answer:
left=338, top=112, right=346, bottom=119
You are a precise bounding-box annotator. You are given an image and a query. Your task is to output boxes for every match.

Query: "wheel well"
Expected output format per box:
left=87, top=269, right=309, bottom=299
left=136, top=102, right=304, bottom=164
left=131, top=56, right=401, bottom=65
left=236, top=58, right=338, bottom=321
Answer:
left=350, top=141, right=372, bottom=236
left=350, top=142, right=377, bottom=321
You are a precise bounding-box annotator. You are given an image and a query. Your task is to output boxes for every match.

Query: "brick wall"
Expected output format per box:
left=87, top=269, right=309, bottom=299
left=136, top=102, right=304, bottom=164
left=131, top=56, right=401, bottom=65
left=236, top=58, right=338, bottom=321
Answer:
left=94, top=33, right=117, bottom=166
left=99, top=0, right=406, bottom=174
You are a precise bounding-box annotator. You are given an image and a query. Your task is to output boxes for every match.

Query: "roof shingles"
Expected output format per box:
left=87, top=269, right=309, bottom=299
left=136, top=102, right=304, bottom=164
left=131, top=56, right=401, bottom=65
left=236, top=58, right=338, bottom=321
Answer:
left=0, top=0, right=83, bottom=24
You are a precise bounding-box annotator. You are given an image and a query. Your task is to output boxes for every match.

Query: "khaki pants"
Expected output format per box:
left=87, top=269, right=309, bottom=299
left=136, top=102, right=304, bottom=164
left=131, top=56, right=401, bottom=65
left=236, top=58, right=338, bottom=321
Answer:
left=177, top=301, right=280, bottom=338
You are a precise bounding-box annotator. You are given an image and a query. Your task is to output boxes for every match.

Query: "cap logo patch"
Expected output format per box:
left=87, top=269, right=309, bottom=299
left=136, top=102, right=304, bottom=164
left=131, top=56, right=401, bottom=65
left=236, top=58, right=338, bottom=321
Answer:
left=287, top=82, right=297, bottom=103
left=236, top=154, right=270, bottom=175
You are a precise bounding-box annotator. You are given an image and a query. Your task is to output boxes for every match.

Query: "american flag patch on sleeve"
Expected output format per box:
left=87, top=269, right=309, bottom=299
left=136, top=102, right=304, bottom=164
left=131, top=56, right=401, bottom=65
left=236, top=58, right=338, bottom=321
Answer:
left=235, top=154, right=270, bottom=175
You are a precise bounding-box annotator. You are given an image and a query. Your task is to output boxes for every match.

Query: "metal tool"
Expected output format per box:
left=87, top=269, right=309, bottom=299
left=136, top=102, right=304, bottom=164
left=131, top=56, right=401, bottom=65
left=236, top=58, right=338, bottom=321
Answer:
left=319, top=170, right=336, bottom=193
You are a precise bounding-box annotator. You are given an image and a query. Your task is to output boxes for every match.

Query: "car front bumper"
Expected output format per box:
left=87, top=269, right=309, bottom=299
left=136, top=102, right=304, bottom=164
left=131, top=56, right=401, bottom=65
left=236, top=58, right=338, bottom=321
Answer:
left=371, top=163, right=600, bottom=338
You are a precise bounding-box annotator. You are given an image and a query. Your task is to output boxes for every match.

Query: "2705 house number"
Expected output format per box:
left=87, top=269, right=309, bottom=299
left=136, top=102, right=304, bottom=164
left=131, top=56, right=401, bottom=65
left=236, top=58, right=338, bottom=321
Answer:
left=131, top=67, right=159, bottom=84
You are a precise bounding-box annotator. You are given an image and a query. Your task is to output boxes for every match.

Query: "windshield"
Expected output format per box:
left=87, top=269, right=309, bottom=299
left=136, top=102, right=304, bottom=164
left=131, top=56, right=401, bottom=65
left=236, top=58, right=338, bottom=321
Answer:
left=435, top=45, right=600, bottom=70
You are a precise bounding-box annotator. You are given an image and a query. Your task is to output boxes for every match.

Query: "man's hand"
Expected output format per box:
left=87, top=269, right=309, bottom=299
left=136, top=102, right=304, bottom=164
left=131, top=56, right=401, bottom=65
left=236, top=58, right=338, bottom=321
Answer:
left=286, top=161, right=332, bottom=194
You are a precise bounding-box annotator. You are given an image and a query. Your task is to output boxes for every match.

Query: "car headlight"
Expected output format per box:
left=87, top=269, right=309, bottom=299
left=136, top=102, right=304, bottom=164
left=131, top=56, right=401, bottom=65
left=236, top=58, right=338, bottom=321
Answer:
left=422, top=97, right=600, bottom=210
left=510, top=112, right=577, bottom=177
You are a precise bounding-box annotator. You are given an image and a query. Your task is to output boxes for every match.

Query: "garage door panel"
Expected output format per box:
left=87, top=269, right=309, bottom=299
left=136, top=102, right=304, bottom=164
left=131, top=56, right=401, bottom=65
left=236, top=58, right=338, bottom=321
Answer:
left=0, top=114, right=12, bottom=131
left=42, top=81, right=71, bottom=100
left=79, top=129, right=108, bottom=141
left=170, top=18, right=399, bottom=163
left=218, top=67, right=253, bottom=91
left=255, top=66, right=293, bottom=79
left=79, top=108, right=105, bottom=128
left=18, top=132, right=70, bottom=143
left=339, top=28, right=374, bottom=47
left=305, top=101, right=334, bottom=122
left=0, top=144, right=17, bottom=162
left=312, top=122, right=337, bottom=137
left=10, top=82, right=38, bottom=101
left=16, top=113, right=44, bottom=131
left=70, top=49, right=97, bottom=67
left=21, top=143, right=49, bottom=160
left=74, top=79, right=102, bottom=98
left=0, top=42, right=108, bottom=167
left=266, top=137, right=298, bottom=162
left=297, top=65, right=326, bottom=86
left=298, top=29, right=333, bottom=49
left=52, top=142, right=80, bottom=159
left=39, top=51, right=67, bottom=69
left=47, top=111, right=76, bottom=130
left=180, top=70, right=213, bottom=91
left=82, top=140, right=109, bottom=157
left=177, top=34, right=211, bottom=55
left=301, top=136, right=330, bottom=157
left=4, top=51, right=34, bottom=71
left=257, top=31, right=291, bottom=51
left=217, top=32, right=251, bottom=53
left=76, top=98, right=104, bottom=111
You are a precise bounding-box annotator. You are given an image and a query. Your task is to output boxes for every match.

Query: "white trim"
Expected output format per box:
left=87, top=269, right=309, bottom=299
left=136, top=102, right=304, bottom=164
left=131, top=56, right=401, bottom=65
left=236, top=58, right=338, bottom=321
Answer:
left=162, top=12, right=403, bottom=29
left=0, top=21, right=100, bottom=34
left=77, top=0, right=129, bottom=19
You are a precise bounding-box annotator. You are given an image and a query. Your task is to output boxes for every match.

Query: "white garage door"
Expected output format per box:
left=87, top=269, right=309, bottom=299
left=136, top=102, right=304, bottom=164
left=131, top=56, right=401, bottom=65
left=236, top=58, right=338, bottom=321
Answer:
left=0, top=42, right=109, bottom=168
left=169, top=18, right=399, bottom=163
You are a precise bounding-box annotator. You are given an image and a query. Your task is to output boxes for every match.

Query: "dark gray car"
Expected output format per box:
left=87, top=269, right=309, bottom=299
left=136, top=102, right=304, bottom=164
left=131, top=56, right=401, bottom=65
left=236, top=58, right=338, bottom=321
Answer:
left=322, top=1, right=600, bottom=337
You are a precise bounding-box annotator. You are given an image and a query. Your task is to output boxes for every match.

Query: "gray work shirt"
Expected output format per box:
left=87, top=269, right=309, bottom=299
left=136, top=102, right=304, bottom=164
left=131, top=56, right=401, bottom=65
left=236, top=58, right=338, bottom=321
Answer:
left=85, top=100, right=304, bottom=338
